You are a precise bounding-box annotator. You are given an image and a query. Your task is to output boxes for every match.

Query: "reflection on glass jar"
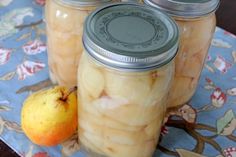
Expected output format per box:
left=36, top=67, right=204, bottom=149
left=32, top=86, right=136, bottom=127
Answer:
left=144, top=0, right=220, bottom=107
left=45, top=0, right=115, bottom=87
left=78, top=3, right=179, bottom=157
left=121, top=0, right=143, bottom=3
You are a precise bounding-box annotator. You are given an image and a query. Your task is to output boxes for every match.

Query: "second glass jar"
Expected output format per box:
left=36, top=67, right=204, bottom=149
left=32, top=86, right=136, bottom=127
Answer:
left=45, top=0, right=116, bottom=87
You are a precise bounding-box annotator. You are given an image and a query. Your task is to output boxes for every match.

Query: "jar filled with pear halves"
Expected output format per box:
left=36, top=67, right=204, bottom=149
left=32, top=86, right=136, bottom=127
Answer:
left=77, top=3, right=179, bottom=157
left=144, top=0, right=220, bottom=108
left=45, top=0, right=118, bottom=88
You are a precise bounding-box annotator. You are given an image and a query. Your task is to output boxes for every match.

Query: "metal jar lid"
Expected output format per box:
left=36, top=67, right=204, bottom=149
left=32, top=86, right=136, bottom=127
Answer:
left=144, top=0, right=220, bottom=18
left=56, top=0, right=113, bottom=7
left=83, top=3, right=179, bottom=71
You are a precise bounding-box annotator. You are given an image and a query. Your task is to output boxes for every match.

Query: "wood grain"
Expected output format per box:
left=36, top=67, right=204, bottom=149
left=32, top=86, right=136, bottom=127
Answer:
left=0, top=140, right=19, bottom=157
left=216, top=0, right=236, bottom=34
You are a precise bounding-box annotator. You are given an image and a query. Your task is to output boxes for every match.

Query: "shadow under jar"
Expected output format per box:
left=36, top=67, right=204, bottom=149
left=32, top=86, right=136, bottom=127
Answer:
left=77, top=3, right=179, bottom=157
left=45, top=0, right=117, bottom=88
left=144, top=0, right=220, bottom=108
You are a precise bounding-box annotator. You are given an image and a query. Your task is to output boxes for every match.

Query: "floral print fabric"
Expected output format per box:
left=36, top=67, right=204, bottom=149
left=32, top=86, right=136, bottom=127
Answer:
left=0, top=1, right=235, bottom=157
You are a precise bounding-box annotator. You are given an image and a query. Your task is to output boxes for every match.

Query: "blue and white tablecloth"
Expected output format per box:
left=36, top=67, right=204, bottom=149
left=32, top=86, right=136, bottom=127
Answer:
left=0, top=0, right=236, bottom=157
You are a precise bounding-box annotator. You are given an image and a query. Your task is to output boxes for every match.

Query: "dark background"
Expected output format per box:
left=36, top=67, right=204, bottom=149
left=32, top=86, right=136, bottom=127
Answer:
left=1, top=0, right=236, bottom=156
left=216, top=0, right=236, bottom=35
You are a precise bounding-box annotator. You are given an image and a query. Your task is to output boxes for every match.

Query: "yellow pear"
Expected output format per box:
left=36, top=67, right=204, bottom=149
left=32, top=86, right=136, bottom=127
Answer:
left=21, top=86, right=77, bottom=146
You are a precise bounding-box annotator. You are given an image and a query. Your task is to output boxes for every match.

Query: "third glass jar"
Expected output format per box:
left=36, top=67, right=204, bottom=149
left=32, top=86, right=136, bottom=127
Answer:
left=45, top=0, right=117, bottom=87
left=144, top=0, right=220, bottom=107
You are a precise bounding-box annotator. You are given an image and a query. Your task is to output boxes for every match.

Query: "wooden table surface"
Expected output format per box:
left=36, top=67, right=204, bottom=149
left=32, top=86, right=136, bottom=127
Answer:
left=216, top=0, right=236, bottom=35
left=1, top=0, right=236, bottom=156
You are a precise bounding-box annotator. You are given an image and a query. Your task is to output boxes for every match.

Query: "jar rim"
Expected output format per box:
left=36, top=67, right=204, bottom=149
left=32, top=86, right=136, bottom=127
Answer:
left=83, top=3, right=179, bottom=72
left=54, top=0, right=113, bottom=7
left=143, top=0, right=220, bottom=18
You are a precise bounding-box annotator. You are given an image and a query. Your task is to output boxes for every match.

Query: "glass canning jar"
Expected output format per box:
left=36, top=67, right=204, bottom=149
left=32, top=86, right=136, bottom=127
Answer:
left=144, top=0, right=220, bottom=108
left=45, top=0, right=116, bottom=88
left=77, top=3, right=179, bottom=157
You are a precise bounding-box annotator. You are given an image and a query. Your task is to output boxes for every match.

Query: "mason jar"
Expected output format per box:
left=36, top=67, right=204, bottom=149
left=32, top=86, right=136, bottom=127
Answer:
left=77, top=3, right=179, bottom=157
left=45, top=0, right=117, bottom=88
left=144, top=0, right=220, bottom=108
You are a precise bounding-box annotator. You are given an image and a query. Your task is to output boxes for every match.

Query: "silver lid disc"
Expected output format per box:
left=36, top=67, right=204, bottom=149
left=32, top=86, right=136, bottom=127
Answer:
left=83, top=3, right=179, bottom=71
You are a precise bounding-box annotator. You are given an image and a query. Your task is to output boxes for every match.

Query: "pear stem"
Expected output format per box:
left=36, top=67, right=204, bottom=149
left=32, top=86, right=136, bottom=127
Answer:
left=61, top=86, right=77, bottom=101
